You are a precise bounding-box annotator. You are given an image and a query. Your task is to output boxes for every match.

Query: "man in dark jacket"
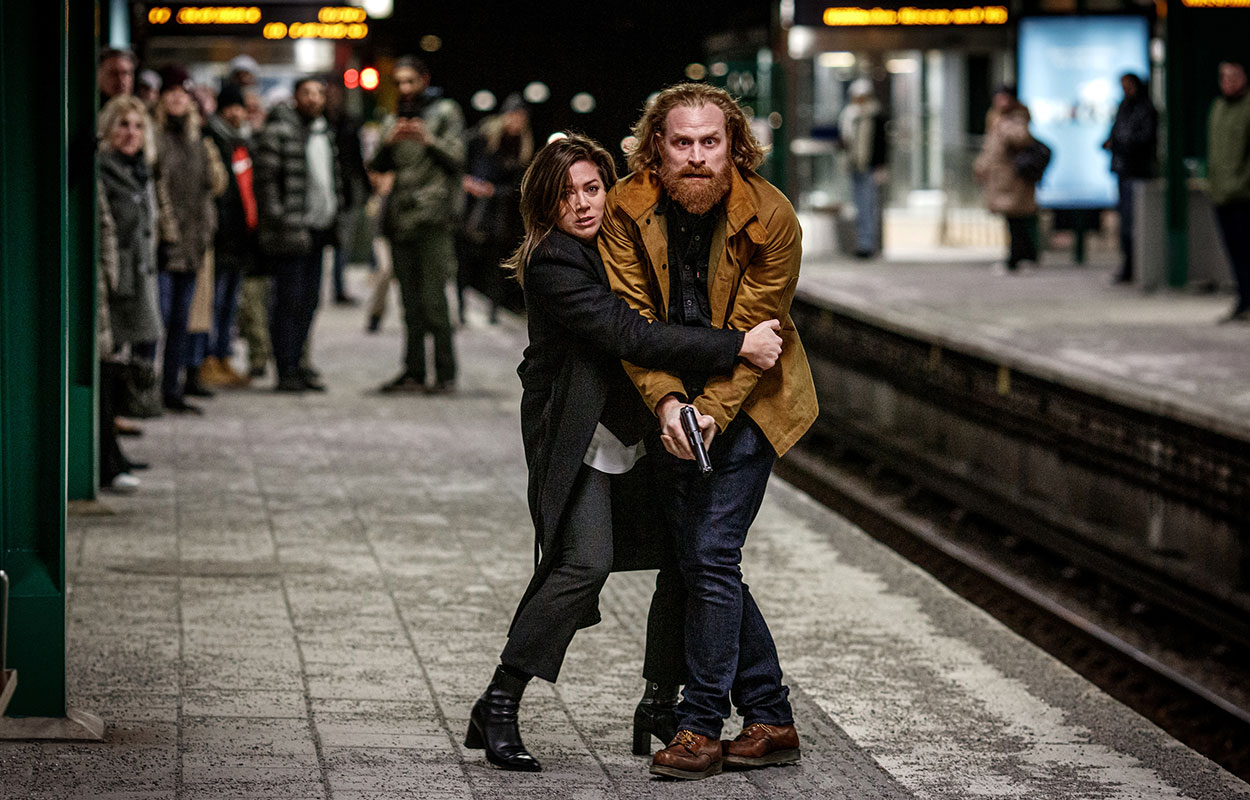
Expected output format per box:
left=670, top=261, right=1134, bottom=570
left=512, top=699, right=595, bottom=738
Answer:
left=203, top=83, right=260, bottom=387
left=370, top=57, right=466, bottom=394
left=255, top=76, right=342, bottom=392
left=1104, top=73, right=1157, bottom=284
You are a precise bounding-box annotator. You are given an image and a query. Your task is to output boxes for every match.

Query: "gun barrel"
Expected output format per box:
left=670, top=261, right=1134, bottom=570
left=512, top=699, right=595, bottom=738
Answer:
left=679, top=406, right=713, bottom=474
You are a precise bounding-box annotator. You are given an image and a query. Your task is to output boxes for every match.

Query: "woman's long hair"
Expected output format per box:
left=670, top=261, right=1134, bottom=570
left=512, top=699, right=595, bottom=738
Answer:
left=503, top=133, right=618, bottom=287
left=626, top=82, right=767, bottom=176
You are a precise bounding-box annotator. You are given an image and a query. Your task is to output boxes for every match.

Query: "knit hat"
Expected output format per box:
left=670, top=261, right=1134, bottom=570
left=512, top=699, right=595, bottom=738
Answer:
left=159, top=64, right=191, bottom=94
left=218, top=82, right=246, bottom=110
left=137, top=69, right=162, bottom=92
left=849, top=78, right=873, bottom=99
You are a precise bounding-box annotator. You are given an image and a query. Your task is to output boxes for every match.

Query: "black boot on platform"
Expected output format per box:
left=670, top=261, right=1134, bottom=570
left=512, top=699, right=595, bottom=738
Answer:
left=465, top=666, right=541, bottom=772
left=632, top=681, right=680, bottom=755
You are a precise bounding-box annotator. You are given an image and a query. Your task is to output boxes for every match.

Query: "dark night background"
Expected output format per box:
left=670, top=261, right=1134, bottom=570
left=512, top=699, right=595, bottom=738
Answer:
left=366, top=2, right=773, bottom=156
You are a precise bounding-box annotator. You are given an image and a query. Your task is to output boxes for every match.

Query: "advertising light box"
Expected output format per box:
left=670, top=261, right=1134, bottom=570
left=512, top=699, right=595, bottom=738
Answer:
left=1018, top=16, right=1150, bottom=208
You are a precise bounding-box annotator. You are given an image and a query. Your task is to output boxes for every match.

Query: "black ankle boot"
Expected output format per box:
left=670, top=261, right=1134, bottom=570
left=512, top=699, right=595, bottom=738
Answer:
left=632, top=681, right=680, bottom=755
left=183, top=367, right=215, bottom=398
left=465, top=666, right=541, bottom=772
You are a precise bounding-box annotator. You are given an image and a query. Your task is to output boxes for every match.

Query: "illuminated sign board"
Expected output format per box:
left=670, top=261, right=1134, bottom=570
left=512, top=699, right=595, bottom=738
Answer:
left=1018, top=16, right=1150, bottom=208
left=794, top=0, right=1007, bottom=25
left=1181, top=0, right=1250, bottom=6
left=818, top=5, right=1007, bottom=26
left=145, top=5, right=368, bottom=38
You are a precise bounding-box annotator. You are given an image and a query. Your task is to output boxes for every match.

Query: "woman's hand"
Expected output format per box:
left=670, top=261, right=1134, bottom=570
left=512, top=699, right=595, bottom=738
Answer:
left=739, top=319, right=783, bottom=369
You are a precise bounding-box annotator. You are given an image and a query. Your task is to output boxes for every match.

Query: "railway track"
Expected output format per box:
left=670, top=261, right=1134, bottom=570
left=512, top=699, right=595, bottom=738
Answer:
left=779, top=426, right=1250, bottom=781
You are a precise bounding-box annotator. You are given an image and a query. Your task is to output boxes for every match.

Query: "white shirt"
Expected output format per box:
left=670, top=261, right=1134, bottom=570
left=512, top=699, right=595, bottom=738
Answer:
left=583, top=423, right=646, bottom=475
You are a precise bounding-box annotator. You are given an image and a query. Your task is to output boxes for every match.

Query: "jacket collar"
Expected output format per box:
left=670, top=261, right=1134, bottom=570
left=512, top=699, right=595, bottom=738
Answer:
left=616, top=166, right=759, bottom=238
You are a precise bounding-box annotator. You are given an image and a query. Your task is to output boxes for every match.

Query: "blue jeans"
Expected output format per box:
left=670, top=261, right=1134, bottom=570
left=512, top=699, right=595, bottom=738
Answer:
left=851, top=169, right=880, bottom=254
left=158, top=271, right=198, bottom=400
left=211, top=269, right=243, bottom=360
left=653, top=415, right=793, bottom=738
left=270, top=235, right=328, bottom=380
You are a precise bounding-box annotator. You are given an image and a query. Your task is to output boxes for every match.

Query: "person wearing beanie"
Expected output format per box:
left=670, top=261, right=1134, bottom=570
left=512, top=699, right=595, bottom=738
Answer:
left=153, top=64, right=228, bottom=413
left=201, top=80, right=262, bottom=388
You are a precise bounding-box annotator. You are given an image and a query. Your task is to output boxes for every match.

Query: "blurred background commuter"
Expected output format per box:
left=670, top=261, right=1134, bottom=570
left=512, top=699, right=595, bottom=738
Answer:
left=1104, top=73, right=1157, bottom=285
left=97, top=95, right=163, bottom=491
left=153, top=64, right=226, bottom=414
left=456, top=93, right=532, bottom=324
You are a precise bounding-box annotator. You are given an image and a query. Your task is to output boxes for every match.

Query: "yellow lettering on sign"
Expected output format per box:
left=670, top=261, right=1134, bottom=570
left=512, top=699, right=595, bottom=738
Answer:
left=822, top=5, right=1008, bottom=25
left=1182, top=0, right=1250, bottom=6
left=175, top=7, right=262, bottom=25
left=148, top=7, right=172, bottom=23
left=263, top=21, right=288, bottom=38
left=318, top=6, right=367, bottom=23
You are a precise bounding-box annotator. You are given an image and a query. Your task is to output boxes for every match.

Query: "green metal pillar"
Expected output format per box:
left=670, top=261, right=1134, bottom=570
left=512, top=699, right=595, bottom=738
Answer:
left=1164, top=0, right=1190, bottom=287
left=67, top=0, right=100, bottom=501
left=0, top=0, right=91, bottom=719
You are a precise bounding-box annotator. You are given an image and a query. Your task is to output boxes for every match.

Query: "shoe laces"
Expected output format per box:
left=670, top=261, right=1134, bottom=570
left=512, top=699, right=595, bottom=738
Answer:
left=673, top=729, right=700, bottom=752
left=737, top=723, right=773, bottom=741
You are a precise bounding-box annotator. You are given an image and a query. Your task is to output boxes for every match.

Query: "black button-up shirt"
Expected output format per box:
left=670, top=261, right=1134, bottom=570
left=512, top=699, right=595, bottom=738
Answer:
left=660, top=192, right=720, bottom=399
left=662, top=194, right=717, bottom=329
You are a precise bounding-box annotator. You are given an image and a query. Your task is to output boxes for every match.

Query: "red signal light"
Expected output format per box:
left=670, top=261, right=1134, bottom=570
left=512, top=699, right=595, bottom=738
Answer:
left=359, top=67, right=380, bottom=91
left=343, top=68, right=360, bottom=89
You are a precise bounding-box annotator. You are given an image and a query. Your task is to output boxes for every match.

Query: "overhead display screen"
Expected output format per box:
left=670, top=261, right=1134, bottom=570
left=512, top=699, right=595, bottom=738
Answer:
left=1018, top=16, right=1151, bottom=208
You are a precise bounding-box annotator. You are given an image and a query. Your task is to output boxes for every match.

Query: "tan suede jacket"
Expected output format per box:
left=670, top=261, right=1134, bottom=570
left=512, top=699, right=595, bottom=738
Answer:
left=598, top=167, right=818, bottom=457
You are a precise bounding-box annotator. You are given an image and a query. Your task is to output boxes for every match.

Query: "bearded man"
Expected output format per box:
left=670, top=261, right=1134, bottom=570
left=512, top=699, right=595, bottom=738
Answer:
left=599, top=83, right=818, bottom=780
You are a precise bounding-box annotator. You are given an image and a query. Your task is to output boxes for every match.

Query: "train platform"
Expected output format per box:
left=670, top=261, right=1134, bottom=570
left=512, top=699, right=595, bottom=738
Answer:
left=796, top=250, right=1250, bottom=441
left=1, top=277, right=1247, bottom=800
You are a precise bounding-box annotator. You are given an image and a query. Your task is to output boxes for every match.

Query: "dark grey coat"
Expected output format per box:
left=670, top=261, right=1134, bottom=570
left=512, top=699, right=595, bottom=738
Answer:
left=98, top=151, right=162, bottom=346
left=254, top=104, right=344, bottom=257
left=510, top=231, right=743, bottom=630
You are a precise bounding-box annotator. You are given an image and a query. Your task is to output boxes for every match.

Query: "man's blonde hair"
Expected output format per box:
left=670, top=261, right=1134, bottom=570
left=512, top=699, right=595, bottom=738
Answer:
left=626, top=82, right=768, bottom=175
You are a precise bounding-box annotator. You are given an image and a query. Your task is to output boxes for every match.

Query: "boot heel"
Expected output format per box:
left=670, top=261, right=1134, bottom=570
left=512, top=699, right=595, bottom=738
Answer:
left=464, top=719, right=485, bottom=749
left=632, top=721, right=652, bottom=756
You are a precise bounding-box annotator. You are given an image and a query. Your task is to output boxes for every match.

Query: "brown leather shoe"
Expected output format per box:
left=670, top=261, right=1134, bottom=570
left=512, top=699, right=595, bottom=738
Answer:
left=649, top=729, right=723, bottom=780
left=723, top=722, right=801, bottom=768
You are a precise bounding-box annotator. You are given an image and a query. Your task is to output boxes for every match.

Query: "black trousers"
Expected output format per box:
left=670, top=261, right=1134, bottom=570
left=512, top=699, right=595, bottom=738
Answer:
left=270, top=230, right=332, bottom=380
left=502, top=465, right=686, bottom=685
left=1116, top=176, right=1136, bottom=281
left=99, top=360, right=128, bottom=484
left=1215, top=201, right=1250, bottom=313
left=1006, top=214, right=1039, bottom=269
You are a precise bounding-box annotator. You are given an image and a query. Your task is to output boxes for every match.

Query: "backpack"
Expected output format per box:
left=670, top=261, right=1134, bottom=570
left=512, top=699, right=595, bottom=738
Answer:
left=1014, top=138, right=1052, bottom=184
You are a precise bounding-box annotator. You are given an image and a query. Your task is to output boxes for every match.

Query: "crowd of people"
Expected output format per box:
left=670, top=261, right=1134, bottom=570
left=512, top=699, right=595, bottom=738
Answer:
left=97, top=45, right=823, bottom=780
left=94, top=49, right=535, bottom=491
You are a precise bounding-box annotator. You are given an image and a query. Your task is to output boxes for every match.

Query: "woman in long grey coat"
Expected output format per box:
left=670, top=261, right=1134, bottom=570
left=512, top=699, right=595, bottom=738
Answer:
left=98, top=95, right=164, bottom=489
left=465, top=134, right=784, bottom=772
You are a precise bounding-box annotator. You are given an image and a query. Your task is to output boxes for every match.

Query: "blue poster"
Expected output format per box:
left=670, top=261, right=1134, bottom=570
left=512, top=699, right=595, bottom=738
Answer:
left=1018, top=16, right=1151, bottom=208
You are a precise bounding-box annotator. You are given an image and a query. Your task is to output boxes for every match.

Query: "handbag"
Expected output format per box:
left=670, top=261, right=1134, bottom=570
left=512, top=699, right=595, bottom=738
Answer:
left=1014, top=138, right=1052, bottom=184
left=119, top=358, right=162, bottom=418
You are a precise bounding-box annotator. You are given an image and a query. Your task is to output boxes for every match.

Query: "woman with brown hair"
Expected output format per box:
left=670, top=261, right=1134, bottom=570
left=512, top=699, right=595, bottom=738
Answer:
left=465, top=134, right=783, bottom=772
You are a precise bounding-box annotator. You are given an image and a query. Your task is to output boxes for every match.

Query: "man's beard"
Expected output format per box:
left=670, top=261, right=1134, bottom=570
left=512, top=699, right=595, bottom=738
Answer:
left=659, top=160, right=732, bottom=215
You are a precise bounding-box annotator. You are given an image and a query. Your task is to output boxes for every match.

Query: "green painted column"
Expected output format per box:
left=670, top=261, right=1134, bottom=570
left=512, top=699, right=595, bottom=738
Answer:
left=67, top=0, right=100, bottom=500
left=1164, top=0, right=1190, bottom=288
left=0, top=0, right=73, bottom=718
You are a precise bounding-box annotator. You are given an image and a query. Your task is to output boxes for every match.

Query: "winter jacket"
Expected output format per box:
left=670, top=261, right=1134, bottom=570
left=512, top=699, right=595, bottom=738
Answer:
left=206, top=113, right=260, bottom=273
left=155, top=109, right=227, bottom=272
left=1208, top=91, right=1250, bottom=206
left=254, top=103, right=344, bottom=257
left=98, top=150, right=163, bottom=347
left=1107, top=95, right=1158, bottom=179
left=599, top=167, right=819, bottom=458
left=371, top=88, right=466, bottom=239
left=975, top=105, right=1038, bottom=217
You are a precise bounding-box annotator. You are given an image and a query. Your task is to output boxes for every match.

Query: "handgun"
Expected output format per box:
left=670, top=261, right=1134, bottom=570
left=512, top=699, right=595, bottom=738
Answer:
left=679, top=405, right=713, bottom=475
